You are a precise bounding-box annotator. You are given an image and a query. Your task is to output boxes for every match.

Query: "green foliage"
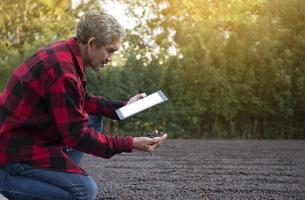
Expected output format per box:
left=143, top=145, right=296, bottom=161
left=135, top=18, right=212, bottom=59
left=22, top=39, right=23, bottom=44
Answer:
left=1, top=0, right=305, bottom=139
left=0, top=0, right=98, bottom=89
left=102, top=0, right=305, bottom=138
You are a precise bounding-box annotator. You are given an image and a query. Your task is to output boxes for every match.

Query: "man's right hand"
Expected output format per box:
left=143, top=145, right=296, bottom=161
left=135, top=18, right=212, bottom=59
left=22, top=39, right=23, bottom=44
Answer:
left=132, top=134, right=167, bottom=153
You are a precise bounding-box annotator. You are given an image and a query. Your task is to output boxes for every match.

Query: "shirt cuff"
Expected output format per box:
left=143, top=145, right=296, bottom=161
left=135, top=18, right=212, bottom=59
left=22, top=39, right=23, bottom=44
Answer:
left=116, top=136, right=133, bottom=153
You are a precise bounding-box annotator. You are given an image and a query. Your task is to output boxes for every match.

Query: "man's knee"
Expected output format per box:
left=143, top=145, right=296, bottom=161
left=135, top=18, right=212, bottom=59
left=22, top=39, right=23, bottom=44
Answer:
left=87, top=177, right=98, bottom=200
left=77, top=176, right=98, bottom=200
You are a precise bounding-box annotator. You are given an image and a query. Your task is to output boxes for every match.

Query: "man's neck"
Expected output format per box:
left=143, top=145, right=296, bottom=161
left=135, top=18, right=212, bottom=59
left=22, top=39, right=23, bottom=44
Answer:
left=77, top=42, right=88, bottom=68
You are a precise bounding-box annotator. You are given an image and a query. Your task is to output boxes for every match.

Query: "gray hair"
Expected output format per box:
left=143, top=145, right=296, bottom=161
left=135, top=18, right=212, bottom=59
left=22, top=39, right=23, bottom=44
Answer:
left=76, top=10, right=125, bottom=47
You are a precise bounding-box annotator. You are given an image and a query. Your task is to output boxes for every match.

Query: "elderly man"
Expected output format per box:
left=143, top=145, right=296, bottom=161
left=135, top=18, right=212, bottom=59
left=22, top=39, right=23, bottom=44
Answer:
left=0, top=10, right=167, bottom=200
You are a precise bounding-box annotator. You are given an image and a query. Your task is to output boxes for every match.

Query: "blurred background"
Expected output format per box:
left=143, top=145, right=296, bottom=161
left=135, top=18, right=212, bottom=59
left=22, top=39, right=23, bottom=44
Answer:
left=1, top=0, right=305, bottom=139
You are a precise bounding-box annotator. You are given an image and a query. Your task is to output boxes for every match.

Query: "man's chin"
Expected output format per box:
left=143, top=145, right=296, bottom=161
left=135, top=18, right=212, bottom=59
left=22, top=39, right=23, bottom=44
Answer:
left=91, top=65, right=104, bottom=71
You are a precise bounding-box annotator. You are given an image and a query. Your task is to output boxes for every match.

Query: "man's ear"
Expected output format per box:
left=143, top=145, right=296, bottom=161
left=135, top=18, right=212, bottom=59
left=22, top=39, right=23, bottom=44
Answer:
left=87, top=37, right=96, bottom=49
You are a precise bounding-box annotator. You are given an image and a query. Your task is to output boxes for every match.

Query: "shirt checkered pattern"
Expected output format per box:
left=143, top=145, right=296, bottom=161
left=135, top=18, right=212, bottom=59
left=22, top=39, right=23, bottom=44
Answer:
left=0, top=38, right=133, bottom=174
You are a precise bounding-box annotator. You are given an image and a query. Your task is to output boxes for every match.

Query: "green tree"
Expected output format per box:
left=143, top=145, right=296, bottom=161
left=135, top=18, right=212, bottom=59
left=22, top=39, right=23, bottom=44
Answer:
left=0, top=0, right=98, bottom=89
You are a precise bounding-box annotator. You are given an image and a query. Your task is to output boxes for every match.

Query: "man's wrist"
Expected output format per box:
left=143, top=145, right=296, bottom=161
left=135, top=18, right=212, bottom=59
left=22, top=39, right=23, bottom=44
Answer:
left=132, top=137, right=138, bottom=150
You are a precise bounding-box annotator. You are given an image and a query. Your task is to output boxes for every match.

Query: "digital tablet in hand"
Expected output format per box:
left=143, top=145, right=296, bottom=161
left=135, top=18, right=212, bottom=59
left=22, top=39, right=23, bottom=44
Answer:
left=115, top=90, right=168, bottom=120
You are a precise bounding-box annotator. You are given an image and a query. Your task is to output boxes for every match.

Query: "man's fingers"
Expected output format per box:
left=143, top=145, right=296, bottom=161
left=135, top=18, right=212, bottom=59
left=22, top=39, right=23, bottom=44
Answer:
left=161, top=133, right=167, bottom=139
left=148, top=134, right=168, bottom=152
left=140, top=93, right=147, bottom=98
left=136, top=93, right=147, bottom=100
left=159, top=134, right=167, bottom=144
left=127, top=93, right=147, bottom=105
left=149, top=134, right=167, bottom=145
left=149, top=137, right=161, bottom=145
left=148, top=141, right=161, bottom=152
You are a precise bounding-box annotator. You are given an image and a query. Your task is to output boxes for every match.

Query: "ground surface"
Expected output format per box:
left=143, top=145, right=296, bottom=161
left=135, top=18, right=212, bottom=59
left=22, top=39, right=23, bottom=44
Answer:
left=82, top=140, right=305, bottom=200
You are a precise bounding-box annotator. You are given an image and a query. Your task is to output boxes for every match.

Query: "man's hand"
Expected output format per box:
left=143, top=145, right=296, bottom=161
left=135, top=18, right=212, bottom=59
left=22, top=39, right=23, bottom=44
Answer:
left=127, top=93, right=147, bottom=105
left=133, top=134, right=167, bottom=153
left=143, top=130, right=165, bottom=138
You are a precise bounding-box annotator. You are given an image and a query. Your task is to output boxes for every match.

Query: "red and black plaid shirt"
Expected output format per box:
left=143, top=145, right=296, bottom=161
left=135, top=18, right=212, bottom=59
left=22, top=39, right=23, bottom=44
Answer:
left=0, top=38, right=133, bottom=174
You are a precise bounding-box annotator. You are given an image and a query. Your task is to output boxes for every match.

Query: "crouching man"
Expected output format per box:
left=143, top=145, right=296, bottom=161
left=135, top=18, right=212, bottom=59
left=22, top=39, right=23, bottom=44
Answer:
left=0, top=10, right=167, bottom=200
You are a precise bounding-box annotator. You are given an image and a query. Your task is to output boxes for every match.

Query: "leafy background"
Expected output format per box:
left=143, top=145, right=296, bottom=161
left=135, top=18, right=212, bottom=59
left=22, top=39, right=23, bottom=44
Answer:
left=1, top=0, right=305, bottom=139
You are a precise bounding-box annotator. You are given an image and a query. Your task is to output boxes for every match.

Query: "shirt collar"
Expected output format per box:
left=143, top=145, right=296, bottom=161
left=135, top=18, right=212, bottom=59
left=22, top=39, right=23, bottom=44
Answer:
left=67, top=37, right=87, bottom=85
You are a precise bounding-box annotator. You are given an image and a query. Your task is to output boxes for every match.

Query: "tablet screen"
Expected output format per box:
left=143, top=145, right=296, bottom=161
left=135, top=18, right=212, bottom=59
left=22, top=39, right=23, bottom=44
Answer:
left=115, top=90, right=168, bottom=120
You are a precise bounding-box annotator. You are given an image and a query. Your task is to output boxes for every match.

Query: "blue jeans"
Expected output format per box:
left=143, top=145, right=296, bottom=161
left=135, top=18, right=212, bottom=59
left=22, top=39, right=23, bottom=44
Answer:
left=0, top=115, right=103, bottom=200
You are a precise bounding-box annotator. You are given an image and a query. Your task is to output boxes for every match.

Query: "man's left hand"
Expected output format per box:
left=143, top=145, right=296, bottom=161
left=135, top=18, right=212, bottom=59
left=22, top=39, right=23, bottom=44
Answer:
left=127, top=93, right=147, bottom=105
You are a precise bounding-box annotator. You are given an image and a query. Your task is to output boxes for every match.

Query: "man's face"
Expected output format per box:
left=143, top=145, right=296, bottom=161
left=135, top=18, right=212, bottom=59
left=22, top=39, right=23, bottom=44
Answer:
left=87, top=39, right=120, bottom=71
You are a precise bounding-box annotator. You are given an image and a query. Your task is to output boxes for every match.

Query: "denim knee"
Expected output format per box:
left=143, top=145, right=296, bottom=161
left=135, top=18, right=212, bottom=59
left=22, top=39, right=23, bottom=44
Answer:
left=78, top=176, right=98, bottom=200
left=87, top=177, right=98, bottom=200
left=88, top=115, right=102, bottom=132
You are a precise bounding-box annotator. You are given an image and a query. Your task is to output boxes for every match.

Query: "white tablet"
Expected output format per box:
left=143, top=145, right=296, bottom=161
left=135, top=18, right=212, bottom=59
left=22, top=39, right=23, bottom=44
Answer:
left=115, top=90, right=168, bottom=120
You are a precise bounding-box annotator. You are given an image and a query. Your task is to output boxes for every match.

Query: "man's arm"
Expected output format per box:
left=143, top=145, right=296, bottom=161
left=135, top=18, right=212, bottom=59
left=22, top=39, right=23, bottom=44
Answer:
left=84, top=92, right=126, bottom=120
left=84, top=92, right=147, bottom=120
left=48, top=76, right=132, bottom=158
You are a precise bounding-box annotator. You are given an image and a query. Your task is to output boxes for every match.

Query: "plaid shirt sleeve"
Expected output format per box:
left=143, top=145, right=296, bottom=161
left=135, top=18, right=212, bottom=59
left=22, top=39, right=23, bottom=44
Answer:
left=84, top=92, right=126, bottom=120
left=49, top=75, right=133, bottom=158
